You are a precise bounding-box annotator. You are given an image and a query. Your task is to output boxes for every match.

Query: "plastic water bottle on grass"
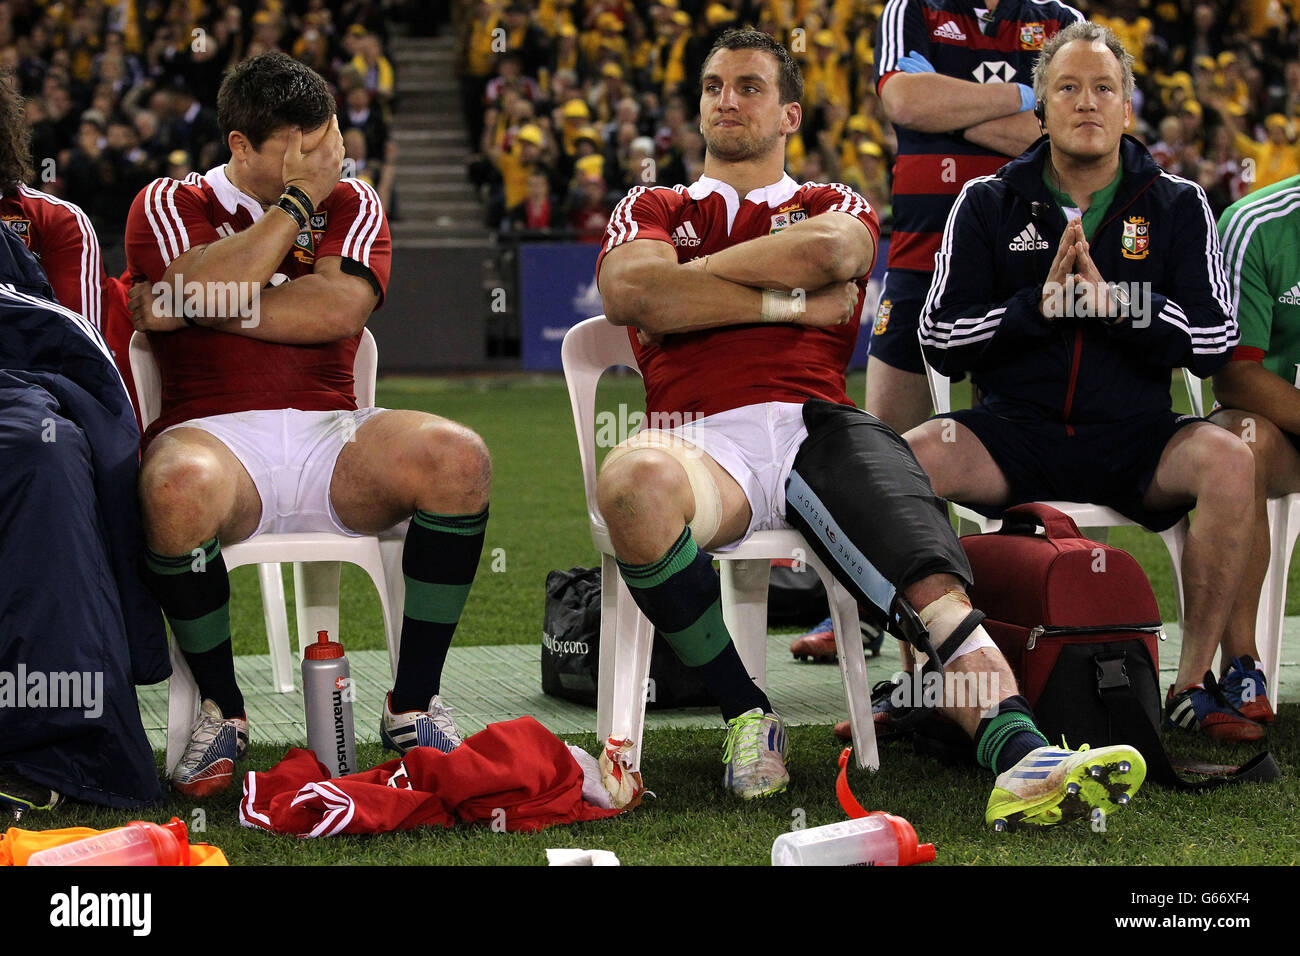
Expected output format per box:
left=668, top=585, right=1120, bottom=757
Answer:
left=28, top=818, right=190, bottom=866
left=771, top=746, right=936, bottom=866
left=770, top=813, right=935, bottom=866
left=303, top=630, right=356, bottom=777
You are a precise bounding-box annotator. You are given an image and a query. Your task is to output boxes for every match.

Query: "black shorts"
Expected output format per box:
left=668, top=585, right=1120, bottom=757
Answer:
left=867, top=268, right=931, bottom=374
left=942, top=406, right=1204, bottom=532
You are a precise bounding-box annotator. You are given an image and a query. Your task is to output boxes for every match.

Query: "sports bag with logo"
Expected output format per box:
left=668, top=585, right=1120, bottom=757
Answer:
left=541, top=567, right=714, bottom=709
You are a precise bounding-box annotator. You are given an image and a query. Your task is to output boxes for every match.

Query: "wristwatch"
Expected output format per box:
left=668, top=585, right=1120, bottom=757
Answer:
left=1107, top=284, right=1130, bottom=324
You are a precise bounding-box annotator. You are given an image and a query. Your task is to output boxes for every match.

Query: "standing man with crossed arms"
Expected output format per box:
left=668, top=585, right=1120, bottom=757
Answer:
left=127, top=53, right=493, bottom=796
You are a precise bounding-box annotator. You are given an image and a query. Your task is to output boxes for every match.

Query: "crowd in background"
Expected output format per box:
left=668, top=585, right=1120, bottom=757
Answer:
left=4, top=0, right=405, bottom=266
left=458, top=0, right=1300, bottom=240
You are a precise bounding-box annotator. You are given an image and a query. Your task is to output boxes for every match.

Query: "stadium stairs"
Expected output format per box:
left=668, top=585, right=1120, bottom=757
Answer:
left=390, top=32, right=491, bottom=250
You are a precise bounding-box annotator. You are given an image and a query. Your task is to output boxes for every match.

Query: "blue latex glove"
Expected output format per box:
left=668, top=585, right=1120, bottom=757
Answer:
left=1015, top=82, right=1037, bottom=112
left=895, top=50, right=936, bottom=74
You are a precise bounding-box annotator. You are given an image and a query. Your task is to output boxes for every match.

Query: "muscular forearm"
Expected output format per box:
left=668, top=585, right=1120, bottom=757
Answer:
left=704, top=214, right=871, bottom=291
left=163, top=207, right=303, bottom=290
left=961, top=110, right=1044, bottom=157
left=881, top=73, right=1025, bottom=133
left=605, top=259, right=767, bottom=333
left=204, top=272, right=369, bottom=344
left=1214, top=361, right=1300, bottom=435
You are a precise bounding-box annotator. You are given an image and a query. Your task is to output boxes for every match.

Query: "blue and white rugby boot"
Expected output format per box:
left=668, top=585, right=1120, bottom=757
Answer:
left=380, top=693, right=463, bottom=754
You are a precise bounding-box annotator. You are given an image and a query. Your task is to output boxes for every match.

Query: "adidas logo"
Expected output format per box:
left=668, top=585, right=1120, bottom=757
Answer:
left=933, top=20, right=966, bottom=40
left=1279, top=282, right=1300, bottom=305
left=1009, top=223, right=1050, bottom=252
left=672, top=221, right=702, bottom=247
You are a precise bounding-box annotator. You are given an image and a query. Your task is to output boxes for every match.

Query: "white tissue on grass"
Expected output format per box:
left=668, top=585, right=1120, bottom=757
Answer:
left=546, top=848, right=621, bottom=866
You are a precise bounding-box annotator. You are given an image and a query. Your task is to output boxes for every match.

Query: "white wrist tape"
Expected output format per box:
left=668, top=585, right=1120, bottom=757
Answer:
left=761, top=288, right=804, bottom=323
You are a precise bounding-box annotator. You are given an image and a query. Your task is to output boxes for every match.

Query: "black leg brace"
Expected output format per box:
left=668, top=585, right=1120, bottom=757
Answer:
left=785, top=399, right=979, bottom=673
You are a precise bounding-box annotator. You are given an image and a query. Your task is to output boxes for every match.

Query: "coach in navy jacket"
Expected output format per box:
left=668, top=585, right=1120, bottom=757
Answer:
left=907, top=22, right=1265, bottom=742
left=0, top=220, right=168, bottom=809
left=919, top=132, right=1235, bottom=421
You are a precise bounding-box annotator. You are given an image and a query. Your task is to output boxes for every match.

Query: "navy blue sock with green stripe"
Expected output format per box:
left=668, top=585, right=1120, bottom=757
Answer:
left=389, top=508, right=488, bottom=712
left=974, top=695, right=1049, bottom=774
left=144, top=537, right=243, bottom=718
left=619, top=528, right=770, bottom=722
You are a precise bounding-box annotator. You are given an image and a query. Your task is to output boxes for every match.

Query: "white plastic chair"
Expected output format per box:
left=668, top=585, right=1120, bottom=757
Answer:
left=561, top=316, right=877, bottom=772
left=129, top=330, right=404, bottom=773
left=1249, top=496, right=1293, bottom=700
left=917, top=335, right=1192, bottom=627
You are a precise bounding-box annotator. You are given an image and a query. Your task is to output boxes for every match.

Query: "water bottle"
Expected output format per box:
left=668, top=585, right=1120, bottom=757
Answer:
left=771, top=812, right=935, bottom=866
left=28, top=818, right=190, bottom=866
left=303, top=630, right=356, bottom=777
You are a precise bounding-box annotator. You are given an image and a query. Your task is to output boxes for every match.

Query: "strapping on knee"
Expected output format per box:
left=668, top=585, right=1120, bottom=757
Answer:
left=601, top=430, right=722, bottom=544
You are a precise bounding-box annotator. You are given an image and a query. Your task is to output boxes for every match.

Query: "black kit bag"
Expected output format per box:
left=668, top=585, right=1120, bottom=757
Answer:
left=541, top=567, right=715, bottom=709
left=766, top=558, right=828, bottom=627
left=963, top=504, right=1278, bottom=791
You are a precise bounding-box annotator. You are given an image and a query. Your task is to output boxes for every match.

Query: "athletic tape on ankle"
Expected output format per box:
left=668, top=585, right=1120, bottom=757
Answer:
left=920, top=591, right=993, bottom=666
left=601, top=430, right=722, bottom=545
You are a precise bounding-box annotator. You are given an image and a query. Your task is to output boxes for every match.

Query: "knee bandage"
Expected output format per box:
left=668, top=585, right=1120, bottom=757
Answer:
left=919, top=590, right=995, bottom=665
left=601, top=430, right=723, bottom=545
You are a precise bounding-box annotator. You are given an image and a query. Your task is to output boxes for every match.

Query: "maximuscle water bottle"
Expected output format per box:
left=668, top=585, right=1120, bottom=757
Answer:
left=28, top=818, right=190, bottom=866
left=303, top=630, right=356, bottom=777
left=770, top=813, right=935, bottom=866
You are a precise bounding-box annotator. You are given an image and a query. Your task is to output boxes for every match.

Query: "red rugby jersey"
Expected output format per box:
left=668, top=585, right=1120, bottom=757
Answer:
left=1, top=184, right=107, bottom=328
left=596, top=175, right=879, bottom=418
left=0, top=186, right=140, bottom=415
left=124, top=166, right=391, bottom=441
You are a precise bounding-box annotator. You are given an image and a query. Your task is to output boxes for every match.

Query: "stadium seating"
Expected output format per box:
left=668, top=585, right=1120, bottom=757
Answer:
left=129, top=330, right=403, bottom=773
left=560, top=316, right=877, bottom=772
left=918, top=331, right=1193, bottom=628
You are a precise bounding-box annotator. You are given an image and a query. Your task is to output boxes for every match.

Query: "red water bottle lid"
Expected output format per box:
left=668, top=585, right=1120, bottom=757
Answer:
left=128, top=817, right=190, bottom=866
left=877, top=812, right=936, bottom=866
left=304, top=630, right=345, bottom=660
left=835, top=748, right=935, bottom=865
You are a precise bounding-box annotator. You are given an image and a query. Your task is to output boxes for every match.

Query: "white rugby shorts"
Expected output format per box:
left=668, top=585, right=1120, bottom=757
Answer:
left=658, top=402, right=809, bottom=552
left=160, top=407, right=389, bottom=538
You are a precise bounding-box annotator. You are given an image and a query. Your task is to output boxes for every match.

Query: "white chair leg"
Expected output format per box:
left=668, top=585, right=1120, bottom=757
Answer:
left=293, top=561, right=342, bottom=660
left=823, top=578, right=877, bottom=771
left=597, top=553, right=656, bottom=772
left=1260, top=497, right=1298, bottom=700
left=379, top=525, right=408, bottom=669
left=165, top=638, right=201, bottom=776
left=257, top=563, right=295, bottom=693
left=355, top=547, right=399, bottom=679
left=595, top=551, right=621, bottom=747
left=719, top=558, right=771, bottom=691
left=1156, top=519, right=1189, bottom=628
